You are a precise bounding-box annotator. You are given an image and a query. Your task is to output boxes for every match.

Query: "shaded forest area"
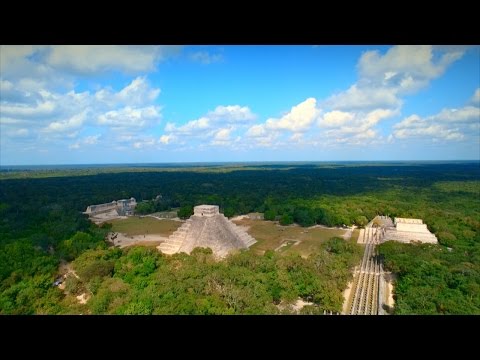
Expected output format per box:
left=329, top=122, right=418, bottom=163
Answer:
left=0, top=162, right=479, bottom=314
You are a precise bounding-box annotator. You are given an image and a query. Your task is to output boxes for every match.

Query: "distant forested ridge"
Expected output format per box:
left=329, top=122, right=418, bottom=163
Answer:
left=0, top=162, right=479, bottom=314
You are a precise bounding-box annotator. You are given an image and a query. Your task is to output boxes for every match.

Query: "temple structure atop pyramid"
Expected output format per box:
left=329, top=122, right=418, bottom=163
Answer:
left=157, top=205, right=257, bottom=258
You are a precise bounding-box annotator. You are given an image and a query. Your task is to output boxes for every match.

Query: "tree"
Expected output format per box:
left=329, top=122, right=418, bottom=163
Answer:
left=264, top=210, right=276, bottom=221
left=135, top=201, right=155, bottom=215
left=177, top=206, right=193, bottom=219
left=355, top=216, right=368, bottom=227
left=280, top=214, right=293, bottom=226
left=293, top=207, right=315, bottom=227
left=223, top=207, right=235, bottom=218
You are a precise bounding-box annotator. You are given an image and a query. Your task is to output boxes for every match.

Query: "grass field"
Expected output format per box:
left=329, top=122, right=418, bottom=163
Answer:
left=351, top=228, right=360, bottom=243
left=233, top=218, right=347, bottom=257
left=108, top=217, right=182, bottom=236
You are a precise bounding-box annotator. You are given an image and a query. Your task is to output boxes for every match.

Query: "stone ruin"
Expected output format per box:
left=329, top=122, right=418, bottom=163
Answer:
left=84, top=197, right=137, bottom=222
left=158, top=205, right=257, bottom=258
left=381, top=217, right=438, bottom=244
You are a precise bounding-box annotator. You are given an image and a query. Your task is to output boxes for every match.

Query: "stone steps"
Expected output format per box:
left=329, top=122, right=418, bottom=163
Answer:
left=159, top=213, right=257, bottom=256
left=158, top=221, right=191, bottom=254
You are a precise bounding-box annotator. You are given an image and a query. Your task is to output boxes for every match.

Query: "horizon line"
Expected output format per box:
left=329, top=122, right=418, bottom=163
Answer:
left=1, top=159, right=479, bottom=168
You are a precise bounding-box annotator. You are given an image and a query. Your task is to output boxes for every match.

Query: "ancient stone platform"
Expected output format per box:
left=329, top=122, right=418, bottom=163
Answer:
left=157, top=205, right=257, bottom=258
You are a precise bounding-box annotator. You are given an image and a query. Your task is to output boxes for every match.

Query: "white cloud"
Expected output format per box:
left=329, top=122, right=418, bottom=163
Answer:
left=165, top=117, right=210, bottom=134
left=246, top=124, right=266, bottom=138
left=431, top=106, right=479, bottom=123
left=358, top=45, right=464, bottom=92
left=309, top=45, right=467, bottom=147
left=98, top=106, right=161, bottom=129
left=319, top=111, right=354, bottom=128
left=44, top=111, right=87, bottom=133
left=95, top=77, right=160, bottom=107
left=265, top=98, right=320, bottom=132
left=1, top=101, right=56, bottom=119
left=207, top=105, right=256, bottom=123
left=0, top=46, right=180, bottom=99
left=133, top=137, right=156, bottom=149
left=2, top=76, right=164, bottom=148
left=7, top=128, right=30, bottom=138
left=163, top=104, right=257, bottom=147
left=325, top=84, right=401, bottom=111
left=394, top=123, right=464, bottom=141
left=392, top=101, right=479, bottom=142
left=46, top=45, right=180, bottom=74
left=1, top=79, right=14, bottom=92
left=68, top=135, right=101, bottom=150
left=0, top=45, right=48, bottom=79
left=83, top=134, right=101, bottom=145
left=290, top=133, right=303, bottom=142
left=159, top=134, right=175, bottom=145
left=190, top=51, right=223, bottom=64
left=214, top=128, right=232, bottom=141
left=320, top=108, right=398, bottom=142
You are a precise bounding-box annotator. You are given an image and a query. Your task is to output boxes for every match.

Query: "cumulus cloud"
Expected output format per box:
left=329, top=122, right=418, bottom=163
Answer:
left=83, top=134, right=101, bottom=145
left=431, top=106, right=480, bottom=123
left=214, top=128, right=232, bottom=141
left=98, top=106, right=161, bottom=128
left=190, top=51, right=223, bottom=64
left=246, top=124, right=266, bottom=138
left=207, top=105, right=256, bottom=123
left=0, top=46, right=180, bottom=102
left=162, top=104, right=257, bottom=147
left=159, top=134, right=175, bottom=145
left=7, top=128, right=30, bottom=138
left=133, top=137, right=156, bottom=149
left=1, top=100, right=57, bottom=119
left=44, top=111, right=87, bottom=133
left=357, top=45, right=464, bottom=92
left=325, top=85, right=401, bottom=111
left=394, top=119, right=464, bottom=141
left=239, top=46, right=466, bottom=150
left=1, top=45, right=181, bottom=77
left=392, top=100, right=479, bottom=142
left=319, top=111, right=354, bottom=128
left=165, top=117, right=210, bottom=134
left=265, top=98, right=320, bottom=132
left=2, top=77, right=163, bottom=143
left=68, top=134, right=102, bottom=150
left=95, top=76, right=160, bottom=107
left=319, top=109, right=398, bottom=146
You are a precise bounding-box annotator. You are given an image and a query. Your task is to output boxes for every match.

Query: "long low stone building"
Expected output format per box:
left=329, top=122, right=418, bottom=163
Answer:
left=84, top=197, right=137, bottom=218
left=158, top=205, right=257, bottom=258
left=382, top=217, right=438, bottom=244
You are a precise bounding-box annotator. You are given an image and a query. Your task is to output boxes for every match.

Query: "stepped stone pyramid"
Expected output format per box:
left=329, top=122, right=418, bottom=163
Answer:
left=158, top=205, right=257, bottom=258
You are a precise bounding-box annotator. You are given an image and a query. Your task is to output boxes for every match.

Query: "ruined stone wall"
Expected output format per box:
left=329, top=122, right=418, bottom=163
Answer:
left=85, top=201, right=117, bottom=214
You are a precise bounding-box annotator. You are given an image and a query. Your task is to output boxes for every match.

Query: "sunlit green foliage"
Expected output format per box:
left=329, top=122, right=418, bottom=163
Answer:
left=0, top=162, right=478, bottom=314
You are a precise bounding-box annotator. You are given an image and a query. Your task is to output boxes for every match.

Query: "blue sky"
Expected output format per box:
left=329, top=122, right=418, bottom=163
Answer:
left=1, top=45, right=479, bottom=165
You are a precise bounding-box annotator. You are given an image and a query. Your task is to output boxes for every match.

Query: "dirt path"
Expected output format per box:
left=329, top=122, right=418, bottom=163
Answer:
left=342, top=225, right=355, bottom=240
left=145, top=215, right=183, bottom=222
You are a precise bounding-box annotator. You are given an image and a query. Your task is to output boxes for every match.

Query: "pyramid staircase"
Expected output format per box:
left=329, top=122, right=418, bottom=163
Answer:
left=157, top=219, right=192, bottom=254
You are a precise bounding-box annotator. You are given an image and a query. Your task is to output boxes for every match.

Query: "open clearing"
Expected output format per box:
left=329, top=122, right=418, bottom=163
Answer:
left=232, top=218, right=347, bottom=257
left=350, top=228, right=360, bottom=242
left=107, top=216, right=182, bottom=236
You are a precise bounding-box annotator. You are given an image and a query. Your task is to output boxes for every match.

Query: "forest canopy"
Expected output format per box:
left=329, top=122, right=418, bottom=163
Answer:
left=0, top=162, right=479, bottom=314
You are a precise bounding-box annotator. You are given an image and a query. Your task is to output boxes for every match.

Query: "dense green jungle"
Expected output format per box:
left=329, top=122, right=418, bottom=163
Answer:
left=0, top=162, right=478, bottom=314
